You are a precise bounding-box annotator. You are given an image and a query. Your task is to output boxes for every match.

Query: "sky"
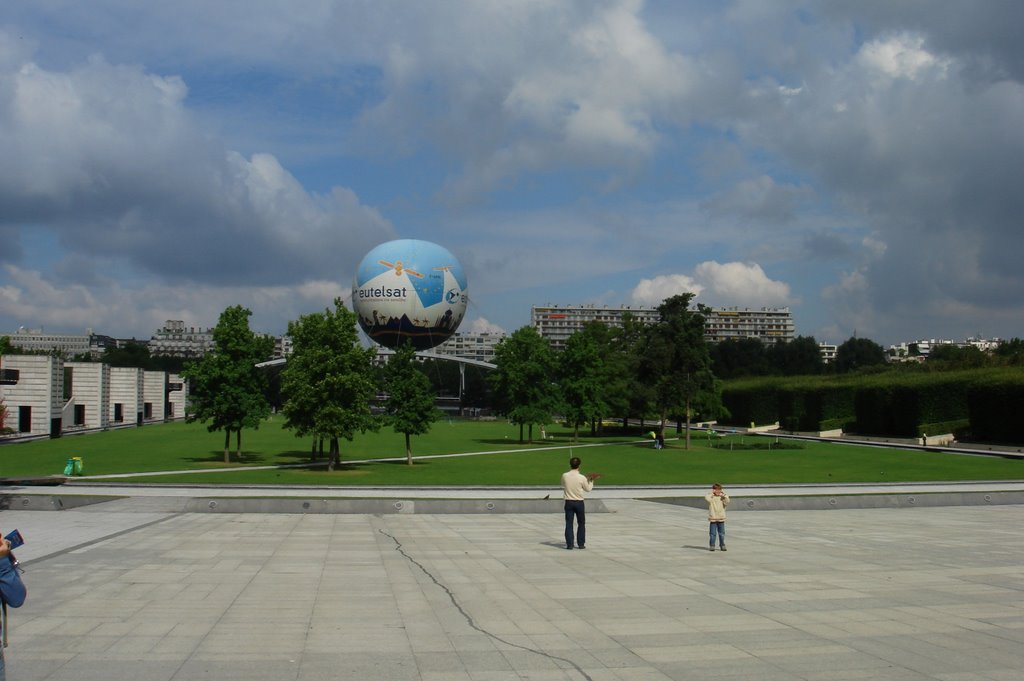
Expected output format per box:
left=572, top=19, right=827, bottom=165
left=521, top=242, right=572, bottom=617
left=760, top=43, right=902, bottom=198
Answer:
left=2, top=0, right=1022, bottom=347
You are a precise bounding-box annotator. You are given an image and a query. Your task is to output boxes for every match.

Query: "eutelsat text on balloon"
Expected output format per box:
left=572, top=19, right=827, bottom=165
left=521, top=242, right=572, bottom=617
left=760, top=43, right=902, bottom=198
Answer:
left=352, top=239, right=468, bottom=350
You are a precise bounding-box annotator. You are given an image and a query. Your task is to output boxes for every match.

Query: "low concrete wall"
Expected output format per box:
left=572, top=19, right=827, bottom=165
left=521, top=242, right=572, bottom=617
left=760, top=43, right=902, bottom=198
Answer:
left=0, top=495, right=611, bottom=515
left=646, top=491, right=1024, bottom=511
left=0, top=494, right=120, bottom=511
left=183, top=498, right=611, bottom=514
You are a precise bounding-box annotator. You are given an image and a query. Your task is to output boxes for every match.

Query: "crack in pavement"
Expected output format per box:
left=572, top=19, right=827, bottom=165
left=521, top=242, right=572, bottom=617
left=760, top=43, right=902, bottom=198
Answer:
left=378, top=528, right=595, bottom=681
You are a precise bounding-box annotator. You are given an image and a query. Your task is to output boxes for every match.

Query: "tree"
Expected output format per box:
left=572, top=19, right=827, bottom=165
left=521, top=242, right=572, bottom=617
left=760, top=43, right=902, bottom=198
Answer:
left=182, top=305, right=273, bottom=463
left=96, top=341, right=187, bottom=373
left=557, top=325, right=606, bottom=442
left=280, top=298, right=379, bottom=471
left=612, top=313, right=654, bottom=429
left=0, top=336, right=10, bottom=356
left=490, top=326, right=559, bottom=443
left=639, top=294, right=719, bottom=449
left=382, top=342, right=441, bottom=465
left=579, top=321, right=632, bottom=434
left=768, top=336, right=825, bottom=376
left=103, top=341, right=153, bottom=368
left=928, top=344, right=987, bottom=368
left=994, top=338, right=1024, bottom=365
left=710, top=338, right=770, bottom=378
left=834, top=336, right=887, bottom=373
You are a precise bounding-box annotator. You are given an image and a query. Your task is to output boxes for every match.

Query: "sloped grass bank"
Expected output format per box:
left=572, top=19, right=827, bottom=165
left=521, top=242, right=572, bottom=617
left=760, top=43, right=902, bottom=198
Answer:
left=2, top=418, right=1020, bottom=486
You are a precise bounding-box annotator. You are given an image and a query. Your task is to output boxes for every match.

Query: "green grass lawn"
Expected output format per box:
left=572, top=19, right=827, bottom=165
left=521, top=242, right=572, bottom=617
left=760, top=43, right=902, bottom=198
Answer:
left=1, top=417, right=1022, bottom=486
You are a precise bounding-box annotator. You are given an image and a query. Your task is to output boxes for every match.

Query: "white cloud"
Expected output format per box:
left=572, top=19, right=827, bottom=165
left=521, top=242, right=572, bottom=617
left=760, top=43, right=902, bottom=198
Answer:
left=0, top=264, right=347, bottom=336
left=0, top=49, right=394, bottom=288
left=464, top=317, right=506, bottom=335
left=856, top=33, right=951, bottom=80
left=693, top=261, right=793, bottom=307
left=631, top=261, right=792, bottom=310
left=380, top=0, right=698, bottom=202
left=631, top=274, right=703, bottom=307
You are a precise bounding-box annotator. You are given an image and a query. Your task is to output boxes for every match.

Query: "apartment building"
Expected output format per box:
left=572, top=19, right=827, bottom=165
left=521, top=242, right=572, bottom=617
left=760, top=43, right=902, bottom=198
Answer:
left=2, top=327, right=93, bottom=357
left=532, top=304, right=795, bottom=351
left=149, top=320, right=215, bottom=358
left=531, top=305, right=659, bottom=352
left=431, top=332, right=506, bottom=363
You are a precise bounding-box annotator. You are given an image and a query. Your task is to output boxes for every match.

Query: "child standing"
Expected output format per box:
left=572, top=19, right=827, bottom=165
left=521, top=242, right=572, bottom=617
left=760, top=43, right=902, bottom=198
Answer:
left=705, top=483, right=730, bottom=551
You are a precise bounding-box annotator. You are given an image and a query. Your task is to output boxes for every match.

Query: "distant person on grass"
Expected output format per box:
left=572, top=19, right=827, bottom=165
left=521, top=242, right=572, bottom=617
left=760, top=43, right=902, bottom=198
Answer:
left=705, top=483, right=730, bottom=551
left=561, top=457, right=601, bottom=550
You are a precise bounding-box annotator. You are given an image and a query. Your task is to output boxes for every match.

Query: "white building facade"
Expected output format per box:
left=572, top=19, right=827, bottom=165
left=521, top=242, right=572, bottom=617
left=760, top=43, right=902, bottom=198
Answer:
left=702, top=307, right=795, bottom=344
left=143, top=371, right=167, bottom=423
left=431, top=332, right=506, bottom=363
left=64, top=361, right=111, bottom=432
left=531, top=305, right=659, bottom=352
left=0, top=355, right=64, bottom=437
left=531, top=304, right=795, bottom=351
left=2, top=327, right=93, bottom=357
left=109, top=366, right=144, bottom=427
left=149, top=320, right=215, bottom=358
left=2, top=356, right=186, bottom=441
left=166, top=373, right=187, bottom=420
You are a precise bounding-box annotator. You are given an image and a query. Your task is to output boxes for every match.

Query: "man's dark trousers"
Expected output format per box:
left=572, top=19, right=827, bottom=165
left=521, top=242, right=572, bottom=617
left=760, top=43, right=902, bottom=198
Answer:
left=564, top=499, right=586, bottom=548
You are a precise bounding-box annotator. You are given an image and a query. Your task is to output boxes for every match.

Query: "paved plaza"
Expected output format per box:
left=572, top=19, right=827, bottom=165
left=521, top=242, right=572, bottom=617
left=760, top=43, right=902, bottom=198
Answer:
left=2, top=492, right=1024, bottom=680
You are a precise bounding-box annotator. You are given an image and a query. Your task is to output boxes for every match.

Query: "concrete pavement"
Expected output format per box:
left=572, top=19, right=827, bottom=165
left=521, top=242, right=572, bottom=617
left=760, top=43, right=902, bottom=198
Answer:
left=2, top=486, right=1024, bottom=680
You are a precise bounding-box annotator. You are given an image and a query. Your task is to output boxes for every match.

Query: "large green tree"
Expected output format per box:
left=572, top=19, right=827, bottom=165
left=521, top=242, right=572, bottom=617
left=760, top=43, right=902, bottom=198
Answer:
left=557, top=324, right=606, bottom=442
left=382, top=342, right=441, bottom=465
left=613, top=312, right=655, bottom=428
left=490, top=326, right=559, bottom=443
left=280, top=298, right=379, bottom=471
left=102, top=341, right=188, bottom=373
left=710, top=337, right=770, bottom=378
left=182, top=305, right=274, bottom=463
left=639, top=294, right=720, bottom=449
left=834, top=336, right=887, bottom=373
left=579, top=321, right=633, bottom=433
left=768, top=335, right=825, bottom=376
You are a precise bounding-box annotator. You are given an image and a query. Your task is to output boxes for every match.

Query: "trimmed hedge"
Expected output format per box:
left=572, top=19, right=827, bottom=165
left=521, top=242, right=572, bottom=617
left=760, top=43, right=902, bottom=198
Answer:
left=720, top=382, right=779, bottom=426
left=967, top=377, right=1024, bottom=443
left=723, top=375, right=858, bottom=432
left=721, top=367, right=1024, bottom=443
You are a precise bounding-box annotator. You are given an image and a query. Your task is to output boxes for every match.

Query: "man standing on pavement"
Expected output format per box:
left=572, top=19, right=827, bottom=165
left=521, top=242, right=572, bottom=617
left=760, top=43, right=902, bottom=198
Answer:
left=561, top=456, right=601, bottom=550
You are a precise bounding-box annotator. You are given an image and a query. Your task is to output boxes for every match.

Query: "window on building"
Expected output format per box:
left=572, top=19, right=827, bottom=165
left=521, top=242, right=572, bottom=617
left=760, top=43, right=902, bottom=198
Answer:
left=74, top=404, right=86, bottom=426
left=114, top=403, right=123, bottom=423
left=18, top=405, right=31, bottom=433
left=144, top=402, right=153, bottom=419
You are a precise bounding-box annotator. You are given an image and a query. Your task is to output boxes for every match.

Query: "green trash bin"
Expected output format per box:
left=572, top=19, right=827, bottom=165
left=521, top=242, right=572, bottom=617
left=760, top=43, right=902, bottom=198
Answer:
left=63, top=456, right=84, bottom=476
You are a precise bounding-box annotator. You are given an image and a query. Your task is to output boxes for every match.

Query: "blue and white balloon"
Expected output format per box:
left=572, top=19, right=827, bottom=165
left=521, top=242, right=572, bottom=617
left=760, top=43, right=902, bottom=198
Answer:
left=352, top=239, right=468, bottom=350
